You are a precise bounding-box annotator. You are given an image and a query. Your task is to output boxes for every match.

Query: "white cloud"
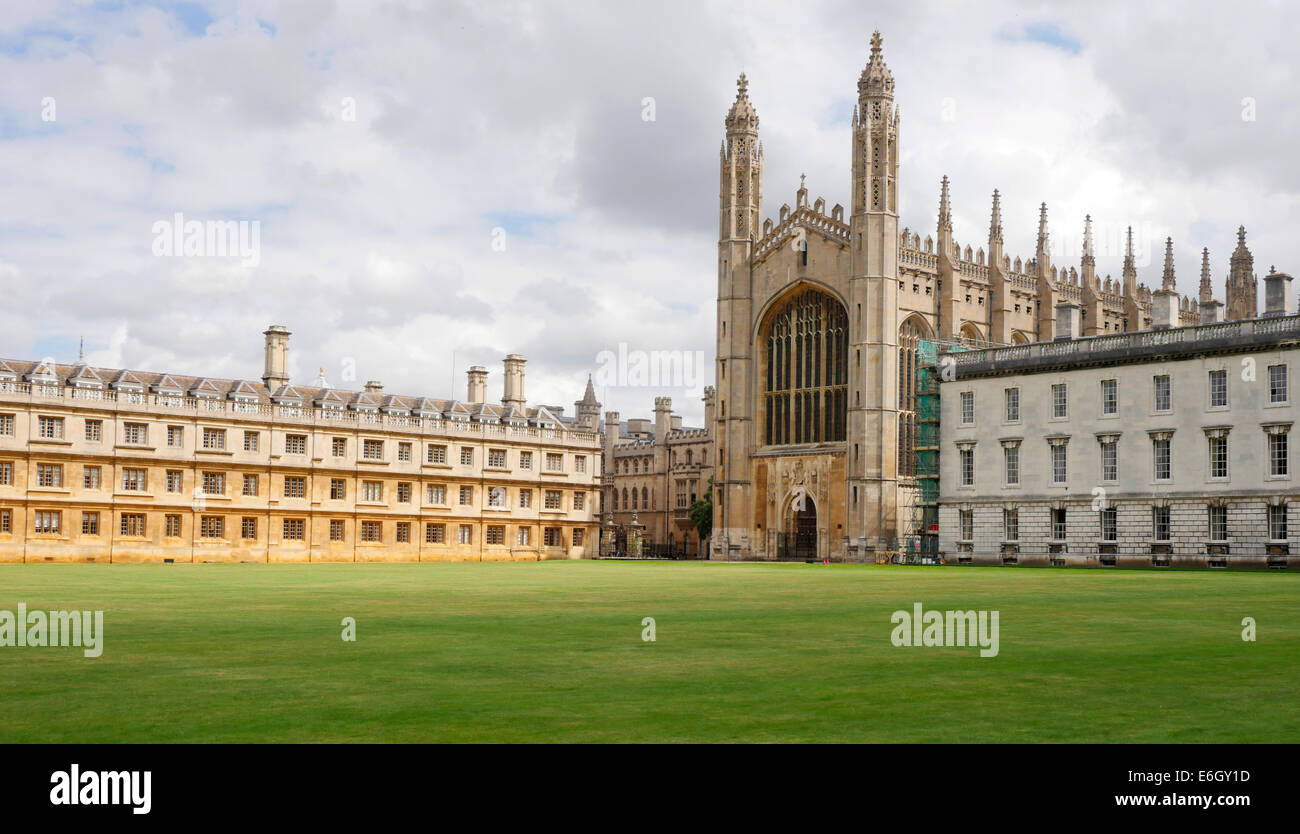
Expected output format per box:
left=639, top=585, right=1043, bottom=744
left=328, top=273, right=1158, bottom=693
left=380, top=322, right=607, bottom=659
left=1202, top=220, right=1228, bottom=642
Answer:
left=0, top=0, right=1296, bottom=426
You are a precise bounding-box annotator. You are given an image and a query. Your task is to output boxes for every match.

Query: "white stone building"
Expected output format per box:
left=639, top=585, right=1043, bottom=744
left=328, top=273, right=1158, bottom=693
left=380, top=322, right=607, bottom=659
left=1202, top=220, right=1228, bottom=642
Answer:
left=938, top=274, right=1299, bottom=569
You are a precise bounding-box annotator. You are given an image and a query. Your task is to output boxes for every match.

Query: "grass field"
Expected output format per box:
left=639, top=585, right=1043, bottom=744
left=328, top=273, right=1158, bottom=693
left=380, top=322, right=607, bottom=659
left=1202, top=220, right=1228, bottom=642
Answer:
left=2, top=561, right=1298, bottom=743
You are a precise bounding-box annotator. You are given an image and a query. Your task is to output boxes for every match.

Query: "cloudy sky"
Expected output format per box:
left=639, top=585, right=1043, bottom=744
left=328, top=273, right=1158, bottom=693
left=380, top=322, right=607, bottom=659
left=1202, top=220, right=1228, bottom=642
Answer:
left=1, top=0, right=1297, bottom=425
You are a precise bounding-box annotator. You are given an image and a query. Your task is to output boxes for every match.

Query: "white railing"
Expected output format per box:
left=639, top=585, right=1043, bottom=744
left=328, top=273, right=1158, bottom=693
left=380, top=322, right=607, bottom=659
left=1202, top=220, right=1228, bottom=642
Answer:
left=949, top=314, right=1300, bottom=369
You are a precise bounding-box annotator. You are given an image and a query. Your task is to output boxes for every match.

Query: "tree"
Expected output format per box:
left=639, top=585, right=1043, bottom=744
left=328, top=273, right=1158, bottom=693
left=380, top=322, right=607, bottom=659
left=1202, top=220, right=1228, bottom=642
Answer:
left=689, top=478, right=713, bottom=544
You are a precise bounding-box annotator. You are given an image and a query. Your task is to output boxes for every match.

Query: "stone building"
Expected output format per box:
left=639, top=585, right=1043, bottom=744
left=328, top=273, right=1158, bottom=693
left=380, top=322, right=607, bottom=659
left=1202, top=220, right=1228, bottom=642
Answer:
left=600, top=389, right=715, bottom=557
left=938, top=271, right=1298, bottom=568
left=0, top=325, right=600, bottom=563
left=711, top=30, right=1265, bottom=562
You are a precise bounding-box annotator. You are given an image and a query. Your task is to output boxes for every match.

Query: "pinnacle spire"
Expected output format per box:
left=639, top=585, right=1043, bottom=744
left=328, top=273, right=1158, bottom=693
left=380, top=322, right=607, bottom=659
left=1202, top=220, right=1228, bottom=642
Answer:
left=725, top=72, right=758, bottom=133
left=988, top=189, right=1003, bottom=244
left=1082, top=215, right=1094, bottom=264
left=1161, top=237, right=1176, bottom=291
left=858, top=29, right=894, bottom=100
left=938, top=175, right=952, bottom=233
left=1226, top=225, right=1256, bottom=321
left=1199, top=247, right=1213, bottom=302
left=1036, top=202, right=1049, bottom=252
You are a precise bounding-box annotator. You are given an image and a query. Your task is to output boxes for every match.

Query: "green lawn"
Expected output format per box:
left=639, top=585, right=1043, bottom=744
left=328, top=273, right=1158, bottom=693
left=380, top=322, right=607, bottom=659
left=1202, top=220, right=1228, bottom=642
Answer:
left=1, top=561, right=1297, bottom=742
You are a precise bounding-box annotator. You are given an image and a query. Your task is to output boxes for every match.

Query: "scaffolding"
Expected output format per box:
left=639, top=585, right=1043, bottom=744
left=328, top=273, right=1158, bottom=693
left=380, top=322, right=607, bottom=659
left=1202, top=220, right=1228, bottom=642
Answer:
left=898, top=337, right=969, bottom=564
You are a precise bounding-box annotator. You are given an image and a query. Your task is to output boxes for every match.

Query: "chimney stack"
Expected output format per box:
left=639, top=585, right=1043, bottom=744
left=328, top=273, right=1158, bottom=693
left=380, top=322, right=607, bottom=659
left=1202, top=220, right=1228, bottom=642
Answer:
left=1053, top=302, right=1080, bottom=341
left=1199, top=299, right=1225, bottom=324
left=1263, top=268, right=1295, bottom=317
left=467, top=366, right=488, bottom=403
left=364, top=380, right=383, bottom=394
left=262, top=325, right=291, bottom=389
left=1151, top=289, right=1180, bottom=330
left=502, top=354, right=526, bottom=409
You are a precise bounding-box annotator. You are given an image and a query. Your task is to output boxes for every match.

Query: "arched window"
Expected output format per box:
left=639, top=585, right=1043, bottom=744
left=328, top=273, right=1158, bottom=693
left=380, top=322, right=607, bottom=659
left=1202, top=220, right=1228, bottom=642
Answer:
left=686, top=449, right=693, bottom=465
left=762, top=288, right=849, bottom=445
left=897, top=316, right=932, bottom=477
left=631, top=488, right=638, bottom=510
left=642, top=486, right=649, bottom=510
left=622, top=487, right=629, bottom=510
left=958, top=322, right=984, bottom=346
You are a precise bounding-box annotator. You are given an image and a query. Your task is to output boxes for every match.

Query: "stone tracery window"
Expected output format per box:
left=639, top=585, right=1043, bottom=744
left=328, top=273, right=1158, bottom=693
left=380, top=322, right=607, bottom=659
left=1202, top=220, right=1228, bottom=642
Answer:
left=763, top=289, right=848, bottom=446
left=897, top=316, right=930, bottom=477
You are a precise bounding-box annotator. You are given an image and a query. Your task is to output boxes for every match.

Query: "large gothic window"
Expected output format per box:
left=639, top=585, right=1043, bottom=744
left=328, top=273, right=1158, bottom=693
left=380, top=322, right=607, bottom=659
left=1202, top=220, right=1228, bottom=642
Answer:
left=897, top=316, right=931, bottom=477
left=763, top=289, right=848, bottom=446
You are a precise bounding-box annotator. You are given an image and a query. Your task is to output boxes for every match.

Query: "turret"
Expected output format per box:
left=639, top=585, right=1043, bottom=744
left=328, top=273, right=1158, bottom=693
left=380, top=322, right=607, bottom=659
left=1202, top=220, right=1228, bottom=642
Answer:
left=848, top=29, right=902, bottom=550
left=654, top=397, right=672, bottom=445
left=720, top=74, right=762, bottom=242
left=574, top=374, right=601, bottom=430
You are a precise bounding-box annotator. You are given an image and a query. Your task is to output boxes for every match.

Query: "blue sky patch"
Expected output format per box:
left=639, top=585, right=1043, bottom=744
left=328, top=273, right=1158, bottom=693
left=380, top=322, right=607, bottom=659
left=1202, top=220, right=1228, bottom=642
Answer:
left=998, top=22, right=1082, bottom=54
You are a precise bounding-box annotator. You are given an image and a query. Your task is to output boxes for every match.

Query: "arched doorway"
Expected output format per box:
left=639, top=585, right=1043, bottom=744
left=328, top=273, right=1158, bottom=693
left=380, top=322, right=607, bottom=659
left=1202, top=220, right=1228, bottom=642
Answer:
left=778, top=492, right=818, bottom=560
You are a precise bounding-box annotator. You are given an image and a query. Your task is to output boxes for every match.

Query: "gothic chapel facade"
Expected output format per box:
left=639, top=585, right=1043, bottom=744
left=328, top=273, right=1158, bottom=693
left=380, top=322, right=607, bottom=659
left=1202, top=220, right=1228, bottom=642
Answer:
left=711, top=31, right=1252, bottom=561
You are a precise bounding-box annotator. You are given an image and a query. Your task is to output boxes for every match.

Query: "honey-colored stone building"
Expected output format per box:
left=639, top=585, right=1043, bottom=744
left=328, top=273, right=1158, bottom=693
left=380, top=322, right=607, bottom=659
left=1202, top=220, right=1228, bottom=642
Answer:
left=0, top=326, right=600, bottom=563
left=600, top=389, right=714, bottom=557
